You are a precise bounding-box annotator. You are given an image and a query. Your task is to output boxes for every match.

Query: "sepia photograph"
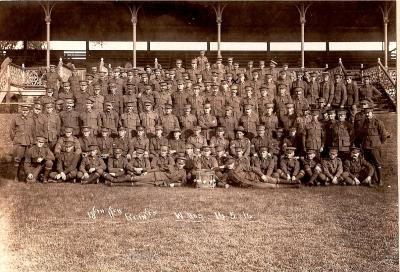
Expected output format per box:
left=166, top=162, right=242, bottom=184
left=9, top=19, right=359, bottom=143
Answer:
left=0, top=0, right=398, bottom=271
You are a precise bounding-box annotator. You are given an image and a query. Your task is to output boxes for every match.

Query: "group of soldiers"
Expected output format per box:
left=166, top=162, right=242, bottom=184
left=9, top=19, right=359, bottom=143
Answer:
left=9, top=52, right=391, bottom=188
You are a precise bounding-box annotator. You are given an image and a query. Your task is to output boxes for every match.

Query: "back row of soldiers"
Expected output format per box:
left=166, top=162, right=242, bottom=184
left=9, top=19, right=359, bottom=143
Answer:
left=10, top=56, right=389, bottom=187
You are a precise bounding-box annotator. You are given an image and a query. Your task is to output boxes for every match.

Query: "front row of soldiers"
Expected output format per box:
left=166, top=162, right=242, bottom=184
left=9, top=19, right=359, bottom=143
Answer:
left=14, top=102, right=389, bottom=188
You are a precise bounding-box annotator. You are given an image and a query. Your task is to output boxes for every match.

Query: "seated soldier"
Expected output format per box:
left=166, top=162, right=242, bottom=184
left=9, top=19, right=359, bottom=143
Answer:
left=24, top=136, right=55, bottom=183
left=104, top=146, right=132, bottom=184
left=300, top=149, right=324, bottom=186
left=129, top=126, right=150, bottom=158
left=276, top=147, right=304, bottom=184
left=54, top=126, right=82, bottom=159
left=49, top=139, right=80, bottom=183
left=113, top=126, right=131, bottom=159
left=149, top=125, right=169, bottom=158
left=209, top=126, right=230, bottom=155
left=97, top=127, right=113, bottom=161
left=269, top=128, right=284, bottom=160
left=321, top=147, right=344, bottom=186
left=251, top=146, right=279, bottom=183
left=168, top=127, right=186, bottom=157
left=250, top=125, right=270, bottom=158
left=194, top=146, right=218, bottom=171
left=234, top=146, right=251, bottom=169
left=229, top=126, right=251, bottom=157
left=341, top=147, right=375, bottom=186
left=128, top=148, right=151, bottom=177
left=77, top=144, right=106, bottom=184
left=187, top=126, right=208, bottom=155
left=282, top=126, right=302, bottom=156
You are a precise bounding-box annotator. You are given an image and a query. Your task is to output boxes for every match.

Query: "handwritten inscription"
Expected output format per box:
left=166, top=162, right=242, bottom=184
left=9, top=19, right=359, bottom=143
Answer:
left=87, top=206, right=255, bottom=223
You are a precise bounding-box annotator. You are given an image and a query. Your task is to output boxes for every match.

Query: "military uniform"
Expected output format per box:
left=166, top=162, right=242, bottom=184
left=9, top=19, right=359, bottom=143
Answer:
left=321, top=148, right=344, bottom=185
left=60, top=107, right=80, bottom=136
left=103, top=148, right=133, bottom=183
left=77, top=145, right=106, bottom=184
left=98, top=108, right=119, bottom=135
left=24, top=137, right=55, bottom=183
left=49, top=140, right=80, bottom=182
left=342, top=148, right=374, bottom=186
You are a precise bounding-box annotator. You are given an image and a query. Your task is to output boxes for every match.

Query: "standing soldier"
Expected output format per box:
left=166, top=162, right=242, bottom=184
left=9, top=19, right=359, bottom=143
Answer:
left=292, top=87, right=310, bottom=117
left=43, top=64, right=62, bottom=93
left=240, top=86, right=258, bottom=115
left=24, top=136, right=55, bottom=183
left=98, top=101, right=119, bottom=136
left=91, top=83, right=104, bottom=115
left=319, top=72, right=334, bottom=108
left=39, top=102, right=61, bottom=150
left=105, top=82, right=124, bottom=115
left=239, top=104, right=259, bottom=139
left=122, top=83, right=138, bottom=114
left=154, top=81, right=172, bottom=116
left=302, top=109, right=325, bottom=157
left=79, top=126, right=98, bottom=158
left=331, top=74, right=347, bottom=109
left=218, top=105, right=238, bottom=140
left=174, top=59, right=186, bottom=80
left=31, top=102, right=43, bottom=139
left=225, top=85, right=242, bottom=119
left=360, top=107, right=390, bottom=186
left=58, top=81, right=74, bottom=101
left=74, top=80, right=91, bottom=113
left=10, top=105, right=35, bottom=181
left=149, top=126, right=169, bottom=158
left=274, top=84, right=293, bottom=120
left=79, top=97, right=99, bottom=136
left=359, top=75, right=380, bottom=103
left=59, top=98, right=80, bottom=136
left=258, top=85, right=275, bottom=117
left=260, top=103, right=279, bottom=139
left=207, top=84, right=226, bottom=118
left=113, top=127, right=131, bottom=158
left=39, top=88, right=56, bottom=106
left=196, top=50, right=208, bottom=71
left=179, top=104, right=197, bottom=140
left=171, top=80, right=189, bottom=116
left=331, top=109, right=353, bottom=160
left=77, top=144, right=106, bottom=184
left=291, top=71, right=308, bottom=97
left=306, top=72, right=319, bottom=105
left=139, top=101, right=159, bottom=136
left=345, top=75, right=359, bottom=109
left=119, top=102, right=141, bottom=139
left=187, top=84, right=205, bottom=118
left=49, top=140, right=80, bottom=183
left=160, top=104, right=180, bottom=137
left=198, top=102, right=218, bottom=141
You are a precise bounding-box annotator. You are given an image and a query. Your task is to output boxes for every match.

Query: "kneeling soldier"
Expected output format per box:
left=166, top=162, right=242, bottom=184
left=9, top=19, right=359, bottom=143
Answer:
left=77, top=144, right=106, bottom=184
left=49, top=140, right=80, bottom=183
left=321, top=147, right=344, bottom=185
left=300, top=149, right=324, bottom=186
left=24, top=136, right=55, bottom=183
left=342, top=147, right=375, bottom=186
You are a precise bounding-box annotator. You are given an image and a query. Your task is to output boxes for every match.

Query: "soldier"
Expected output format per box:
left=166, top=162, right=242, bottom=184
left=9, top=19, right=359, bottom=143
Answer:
left=58, top=81, right=74, bottom=101
left=250, top=125, right=270, bottom=157
left=275, top=70, right=292, bottom=91
left=218, top=105, right=238, bottom=140
left=239, top=104, right=259, bottom=139
left=280, top=103, right=300, bottom=133
left=171, top=80, right=189, bottom=116
left=225, top=57, right=235, bottom=74
left=77, top=144, right=106, bottom=184
left=319, top=72, right=334, bottom=108
left=207, top=84, right=226, bottom=118
left=359, top=75, right=380, bottom=103
left=154, top=81, right=172, bottom=116
left=274, top=84, right=293, bottom=120
left=360, top=107, right=390, bottom=186
left=105, top=82, right=124, bottom=114
left=139, top=101, right=159, bottom=136
left=194, top=146, right=218, bottom=172
left=353, top=100, right=370, bottom=146
left=49, top=139, right=80, bottom=183
left=331, top=74, right=347, bottom=109
left=209, top=126, right=230, bottom=154
left=55, top=99, right=64, bottom=113
left=306, top=72, right=319, bottom=105
left=282, top=127, right=302, bottom=156
left=122, top=83, right=138, bottom=114
left=31, top=102, right=43, bottom=138
left=91, top=83, right=104, bottom=115
left=160, top=104, right=180, bottom=137
left=331, top=109, right=354, bottom=160
left=292, top=87, right=310, bottom=117
left=113, top=126, right=131, bottom=158
left=260, top=103, right=279, bottom=139
left=149, top=125, right=169, bottom=158
left=300, top=149, right=324, bottom=186
left=97, top=101, right=118, bottom=135
left=128, top=147, right=151, bottom=177
left=129, top=126, right=150, bottom=157
left=119, top=102, right=140, bottom=139
left=291, top=71, right=308, bottom=97
left=174, top=59, right=186, bottom=80
left=269, top=128, right=284, bottom=159
left=10, top=105, right=35, bottom=181
left=302, top=109, right=325, bottom=157
left=268, top=60, right=278, bottom=80
left=79, top=126, right=98, bottom=158
left=258, top=85, right=275, bottom=116
left=240, top=86, right=258, bottom=114
left=138, top=84, right=155, bottom=113
left=79, top=97, right=99, bottom=136
left=233, top=146, right=251, bottom=169
left=342, top=147, right=375, bottom=186
left=201, top=62, right=213, bottom=82
left=229, top=126, right=251, bottom=157
left=168, top=127, right=186, bottom=157
left=197, top=50, right=208, bottom=71
left=38, top=102, right=61, bottom=150
left=54, top=127, right=82, bottom=159
left=251, top=146, right=279, bottom=183
left=277, top=147, right=304, bottom=184
left=198, top=102, right=218, bottom=141
left=187, top=84, right=205, bottom=118
left=321, top=147, right=344, bottom=185
left=345, top=75, right=359, bottom=108
left=103, top=146, right=133, bottom=184
left=74, top=80, right=91, bottom=113
left=24, top=136, right=55, bottom=183
left=97, top=127, right=113, bottom=161
left=265, top=74, right=277, bottom=96
left=179, top=104, right=197, bottom=139
left=186, top=59, right=199, bottom=82
left=39, top=88, right=56, bottom=106
left=246, top=70, right=262, bottom=97
left=59, top=98, right=80, bottom=136
left=187, top=126, right=208, bottom=153
left=225, top=85, right=242, bottom=119
left=43, top=64, right=62, bottom=92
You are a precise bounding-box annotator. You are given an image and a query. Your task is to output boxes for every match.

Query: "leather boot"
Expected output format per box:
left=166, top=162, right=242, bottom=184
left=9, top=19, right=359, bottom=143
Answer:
left=376, top=167, right=383, bottom=186
left=43, top=170, right=51, bottom=183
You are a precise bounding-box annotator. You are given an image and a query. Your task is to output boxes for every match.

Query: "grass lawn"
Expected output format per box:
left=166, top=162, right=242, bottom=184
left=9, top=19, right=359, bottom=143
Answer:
left=0, top=113, right=398, bottom=272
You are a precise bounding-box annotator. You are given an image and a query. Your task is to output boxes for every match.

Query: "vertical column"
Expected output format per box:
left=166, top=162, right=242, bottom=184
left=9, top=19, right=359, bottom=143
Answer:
left=296, top=3, right=311, bottom=70
left=40, top=2, right=56, bottom=69
left=128, top=4, right=141, bottom=68
left=380, top=3, right=391, bottom=69
left=212, top=3, right=227, bottom=59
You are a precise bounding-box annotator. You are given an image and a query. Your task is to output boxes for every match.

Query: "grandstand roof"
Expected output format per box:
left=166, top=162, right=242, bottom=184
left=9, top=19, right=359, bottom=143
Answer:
left=0, top=1, right=396, bottom=42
